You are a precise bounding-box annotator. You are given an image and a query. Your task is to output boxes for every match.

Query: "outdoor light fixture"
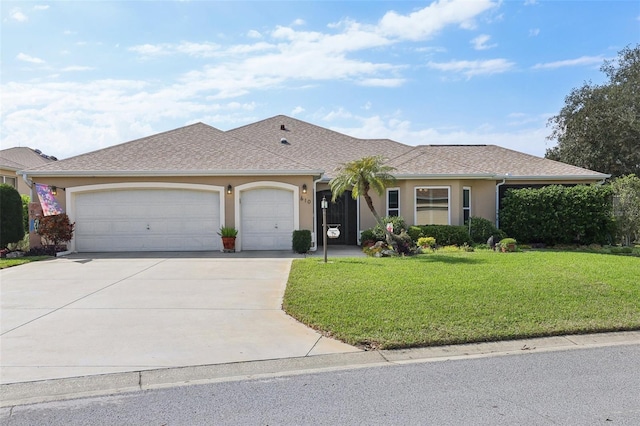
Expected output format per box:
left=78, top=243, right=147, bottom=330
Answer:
left=227, top=184, right=232, bottom=194
left=51, top=186, right=57, bottom=196
left=302, top=184, right=307, bottom=194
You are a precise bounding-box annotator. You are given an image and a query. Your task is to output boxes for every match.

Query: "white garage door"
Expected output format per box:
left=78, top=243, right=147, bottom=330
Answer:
left=74, top=189, right=220, bottom=252
left=240, top=188, right=294, bottom=250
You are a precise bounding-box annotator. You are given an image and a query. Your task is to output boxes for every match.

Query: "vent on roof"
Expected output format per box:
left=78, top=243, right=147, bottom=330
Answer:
left=280, top=124, right=286, bottom=130
left=280, top=138, right=290, bottom=145
left=34, top=149, right=42, bottom=154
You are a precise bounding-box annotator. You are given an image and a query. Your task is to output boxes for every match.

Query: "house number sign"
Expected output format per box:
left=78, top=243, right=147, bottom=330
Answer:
left=327, top=224, right=341, bottom=239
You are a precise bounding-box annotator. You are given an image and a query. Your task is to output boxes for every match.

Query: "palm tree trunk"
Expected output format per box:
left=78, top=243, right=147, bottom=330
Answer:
left=363, top=192, right=398, bottom=250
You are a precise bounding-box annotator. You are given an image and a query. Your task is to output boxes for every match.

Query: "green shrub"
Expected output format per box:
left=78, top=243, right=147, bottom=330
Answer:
left=468, top=216, right=506, bottom=243
left=292, top=230, right=312, bottom=254
left=217, top=226, right=238, bottom=238
left=407, top=225, right=472, bottom=246
left=359, top=229, right=377, bottom=244
left=371, top=216, right=407, bottom=240
left=500, top=185, right=614, bottom=245
left=417, top=236, right=436, bottom=248
left=21, top=195, right=30, bottom=233
left=0, top=184, right=24, bottom=248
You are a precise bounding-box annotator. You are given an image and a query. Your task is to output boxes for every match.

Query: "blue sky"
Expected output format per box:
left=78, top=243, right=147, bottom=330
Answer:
left=2, top=0, right=638, bottom=160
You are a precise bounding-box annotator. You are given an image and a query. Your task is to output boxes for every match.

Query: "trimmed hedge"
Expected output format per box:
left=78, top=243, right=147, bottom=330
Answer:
left=468, top=216, right=506, bottom=243
left=0, top=184, right=24, bottom=248
left=292, top=229, right=312, bottom=253
left=408, top=225, right=472, bottom=246
left=500, top=185, right=614, bottom=245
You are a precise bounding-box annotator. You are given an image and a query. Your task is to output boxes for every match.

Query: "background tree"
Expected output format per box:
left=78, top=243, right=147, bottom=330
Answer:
left=329, top=155, right=399, bottom=247
left=611, top=174, right=640, bottom=246
left=546, top=45, right=640, bottom=178
left=0, top=184, right=25, bottom=248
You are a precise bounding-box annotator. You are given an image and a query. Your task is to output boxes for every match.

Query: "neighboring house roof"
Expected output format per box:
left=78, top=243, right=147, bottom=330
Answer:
left=227, top=115, right=412, bottom=179
left=0, top=147, right=56, bottom=172
left=19, top=115, right=610, bottom=180
left=23, top=122, right=322, bottom=176
left=389, top=145, right=609, bottom=180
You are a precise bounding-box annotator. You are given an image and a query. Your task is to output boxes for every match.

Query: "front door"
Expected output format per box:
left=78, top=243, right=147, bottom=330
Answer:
left=316, top=190, right=357, bottom=246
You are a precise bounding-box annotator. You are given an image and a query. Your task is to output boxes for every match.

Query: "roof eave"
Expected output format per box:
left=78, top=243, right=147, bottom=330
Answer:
left=21, top=169, right=325, bottom=178
left=501, top=174, right=610, bottom=181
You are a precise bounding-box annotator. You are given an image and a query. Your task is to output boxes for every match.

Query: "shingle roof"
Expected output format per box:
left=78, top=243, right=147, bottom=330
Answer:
left=388, top=145, right=608, bottom=179
left=24, top=123, right=321, bottom=176
left=20, top=115, right=609, bottom=180
left=227, top=115, right=412, bottom=179
left=0, top=147, right=56, bottom=171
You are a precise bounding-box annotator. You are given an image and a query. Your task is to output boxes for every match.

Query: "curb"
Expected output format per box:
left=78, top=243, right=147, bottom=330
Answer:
left=2, top=331, right=639, bottom=408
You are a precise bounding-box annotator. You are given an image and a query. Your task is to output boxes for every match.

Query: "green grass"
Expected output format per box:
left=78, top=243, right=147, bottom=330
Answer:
left=283, top=251, right=640, bottom=349
left=0, top=256, right=50, bottom=269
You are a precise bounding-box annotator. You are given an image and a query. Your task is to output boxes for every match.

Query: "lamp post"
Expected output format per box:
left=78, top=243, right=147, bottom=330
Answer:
left=321, top=196, right=328, bottom=263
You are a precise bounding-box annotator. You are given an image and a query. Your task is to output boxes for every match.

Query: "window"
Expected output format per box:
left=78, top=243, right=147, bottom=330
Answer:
left=2, top=176, right=16, bottom=188
left=387, top=188, right=400, bottom=217
left=415, top=187, right=450, bottom=225
left=463, top=187, right=471, bottom=224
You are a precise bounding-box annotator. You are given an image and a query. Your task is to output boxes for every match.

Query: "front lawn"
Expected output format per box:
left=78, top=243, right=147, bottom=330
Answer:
left=0, top=256, right=50, bottom=269
left=283, top=251, right=640, bottom=349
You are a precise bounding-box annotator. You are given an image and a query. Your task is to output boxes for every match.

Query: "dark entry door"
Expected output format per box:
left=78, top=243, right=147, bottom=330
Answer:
left=316, top=190, right=358, bottom=246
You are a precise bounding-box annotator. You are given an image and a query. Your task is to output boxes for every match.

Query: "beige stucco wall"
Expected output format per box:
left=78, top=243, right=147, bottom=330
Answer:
left=30, top=174, right=316, bottom=238
left=0, top=168, right=31, bottom=197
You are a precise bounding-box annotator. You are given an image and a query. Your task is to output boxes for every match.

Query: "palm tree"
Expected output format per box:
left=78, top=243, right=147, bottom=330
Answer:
left=329, top=155, right=398, bottom=246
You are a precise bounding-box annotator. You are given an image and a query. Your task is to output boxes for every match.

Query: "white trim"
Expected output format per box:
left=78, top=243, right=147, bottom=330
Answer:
left=25, top=169, right=323, bottom=178
left=66, top=182, right=225, bottom=252
left=234, top=181, right=300, bottom=252
left=414, top=186, right=451, bottom=225
left=386, top=187, right=400, bottom=217
left=463, top=186, right=471, bottom=223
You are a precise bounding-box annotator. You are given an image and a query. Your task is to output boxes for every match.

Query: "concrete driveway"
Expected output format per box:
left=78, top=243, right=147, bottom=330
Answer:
left=0, top=252, right=359, bottom=384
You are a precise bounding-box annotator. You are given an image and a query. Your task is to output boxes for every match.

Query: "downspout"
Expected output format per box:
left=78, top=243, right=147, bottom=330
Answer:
left=21, top=172, right=34, bottom=200
left=495, top=177, right=507, bottom=228
left=311, top=177, right=324, bottom=251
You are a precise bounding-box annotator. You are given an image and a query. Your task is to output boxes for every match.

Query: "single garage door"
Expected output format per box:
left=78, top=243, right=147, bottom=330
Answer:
left=240, top=188, right=294, bottom=250
left=74, top=188, right=220, bottom=252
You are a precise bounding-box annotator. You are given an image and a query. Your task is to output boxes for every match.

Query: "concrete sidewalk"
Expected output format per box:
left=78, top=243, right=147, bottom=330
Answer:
left=2, top=331, right=639, bottom=407
left=1, top=252, right=360, bottom=385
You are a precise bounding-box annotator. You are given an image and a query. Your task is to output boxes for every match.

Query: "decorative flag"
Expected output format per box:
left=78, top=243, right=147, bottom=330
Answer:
left=35, top=183, right=63, bottom=216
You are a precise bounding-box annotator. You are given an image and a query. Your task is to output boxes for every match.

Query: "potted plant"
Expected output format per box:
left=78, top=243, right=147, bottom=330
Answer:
left=498, top=237, right=517, bottom=252
left=218, top=226, right=238, bottom=252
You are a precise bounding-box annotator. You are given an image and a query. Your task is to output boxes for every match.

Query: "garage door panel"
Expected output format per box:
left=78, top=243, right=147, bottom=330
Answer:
left=240, top=188, right=294, bottom=251
left=75, top=188, right=220, bottom=252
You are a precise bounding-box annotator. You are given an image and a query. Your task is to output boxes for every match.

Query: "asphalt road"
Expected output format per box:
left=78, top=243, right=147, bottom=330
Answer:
left=2, top=344, right=639, bottom=425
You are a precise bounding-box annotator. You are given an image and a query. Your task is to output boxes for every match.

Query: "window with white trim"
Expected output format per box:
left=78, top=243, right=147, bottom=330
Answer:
left=463, top=187, right=471, bottom=224
left=2, top=176, right=16, bottom=188
left=415, top=186, right=450, bottom=225
left=387, top=188, right=400, bottom=217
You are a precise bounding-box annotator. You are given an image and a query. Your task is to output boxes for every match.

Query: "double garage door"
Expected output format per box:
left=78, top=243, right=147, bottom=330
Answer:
left=74, top=189, right=221, bottom=252
left=73, top=187, right=295, bottom=252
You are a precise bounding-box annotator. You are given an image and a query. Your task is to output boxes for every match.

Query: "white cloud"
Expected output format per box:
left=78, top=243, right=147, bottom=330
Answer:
left=291, top=106, right=305, bottom=115
left=377, top=0, right=497, bottom=41
left=471, top=34, right=497, bottom=50
left=16, top=53, right=45, bottom=64
left=524, top=0, right=538, bottom=5
left=247, top=30, right=262, bottom=39
left=427, top=58, right=515, bottom=78
left=61, top=66, right=95, bottom=72
left=292, top=18, right=305, bottom=26
left=33, top=5, right=50, bottom=10
left=529, top=28, right=540, bottom=37
left=358, top=78, right=406, bottom=87
left=129, top=41, right=222, bottom=58
left=9, top=8, right=28, bottom=22
left=532, top=55, right=604, bottom=70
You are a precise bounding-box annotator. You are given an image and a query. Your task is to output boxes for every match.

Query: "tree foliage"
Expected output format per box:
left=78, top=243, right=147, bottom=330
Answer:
left=0, top=184, right=25, bottom=248
left=546, top=45, right=640, bottom=178
left=330, top=155, right=396, bottom=222
left=330, top=155, right=399, bottom=249
left=611, top=174, right=640, bottom=246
